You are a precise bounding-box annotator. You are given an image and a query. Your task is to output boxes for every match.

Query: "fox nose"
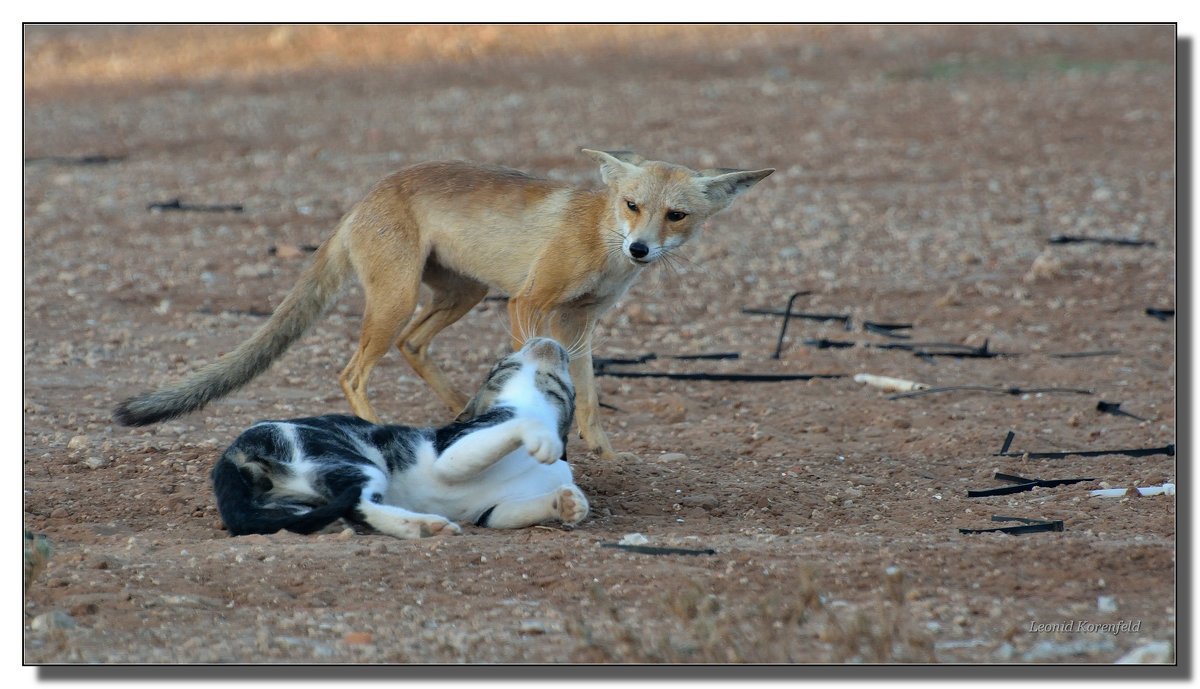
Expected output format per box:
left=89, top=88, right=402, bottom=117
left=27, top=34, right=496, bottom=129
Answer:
left=628, top=242, right=650, bottom=260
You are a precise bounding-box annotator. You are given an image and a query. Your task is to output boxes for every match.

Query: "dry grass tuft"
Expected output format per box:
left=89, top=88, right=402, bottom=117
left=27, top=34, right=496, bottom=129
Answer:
left=568, top=566, right=934, bottom=663
left=23, top=528, right=52, bottom=594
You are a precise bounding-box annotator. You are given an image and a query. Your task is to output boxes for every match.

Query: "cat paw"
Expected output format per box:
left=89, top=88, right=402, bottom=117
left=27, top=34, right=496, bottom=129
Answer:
left=418, top=518, right=462, bottom=538
left=556, top=485, right=589, bottom=526
left=522, top=422, right=564, bottom=465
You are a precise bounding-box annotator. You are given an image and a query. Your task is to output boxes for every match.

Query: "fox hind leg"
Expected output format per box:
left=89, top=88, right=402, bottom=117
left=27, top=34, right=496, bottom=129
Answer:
left=339, top=265, right=425, bottom=423
left=397, top=264, right=489, bottom=416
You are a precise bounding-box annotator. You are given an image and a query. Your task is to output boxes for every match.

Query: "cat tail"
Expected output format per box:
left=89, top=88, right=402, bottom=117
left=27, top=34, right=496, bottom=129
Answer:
left=113, top=231, right=353, bottom=426
left=211, top=458, right=360, bottom=536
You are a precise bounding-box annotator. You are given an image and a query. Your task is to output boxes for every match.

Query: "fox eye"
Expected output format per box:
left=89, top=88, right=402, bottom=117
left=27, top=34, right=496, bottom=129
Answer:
left=666, top=210, right=688, bottom=222
left=625, top=200, right=640, bottom=213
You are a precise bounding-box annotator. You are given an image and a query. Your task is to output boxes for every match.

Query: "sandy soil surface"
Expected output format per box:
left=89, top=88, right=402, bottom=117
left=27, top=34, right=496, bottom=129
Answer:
left=22, top=24, right=1178, bottom=666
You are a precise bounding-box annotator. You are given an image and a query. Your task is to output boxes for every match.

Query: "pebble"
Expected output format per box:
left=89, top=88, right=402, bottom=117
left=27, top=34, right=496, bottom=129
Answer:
left=233, top=262, right=273, bottom=279
left=680, top=494, right=719, bottom=509
left=67, top=435, right=89, bottom=451
left=656, top=452, right=688, bottom=463
left=1021, top=638, right=1115, bottom=662
left=273, top=243, right=306, bottom=259
left=1115, top=640, right=1173, bottom=664
left=31, top=611, right=76, bottom=631
left=518, top=620, right=548, bottom=635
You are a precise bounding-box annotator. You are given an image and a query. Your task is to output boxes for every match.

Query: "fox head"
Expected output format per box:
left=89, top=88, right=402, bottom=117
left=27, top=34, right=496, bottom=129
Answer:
left=583, top=149, right=774, bottom=266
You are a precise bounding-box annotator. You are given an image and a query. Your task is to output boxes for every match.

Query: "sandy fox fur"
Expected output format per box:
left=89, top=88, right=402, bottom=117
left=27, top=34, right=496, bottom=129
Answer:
left=114, top=149, right=773, bottom=459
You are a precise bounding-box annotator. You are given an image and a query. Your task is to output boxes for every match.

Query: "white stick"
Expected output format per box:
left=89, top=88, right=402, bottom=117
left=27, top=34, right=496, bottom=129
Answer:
left=854, top=373, right=929, bottom=393
left=1090, top=483, right=1175, bottom=498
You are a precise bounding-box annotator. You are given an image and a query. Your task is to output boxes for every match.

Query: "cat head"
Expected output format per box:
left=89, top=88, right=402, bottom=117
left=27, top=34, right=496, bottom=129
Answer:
left=455, top=337, right=576, bottom=440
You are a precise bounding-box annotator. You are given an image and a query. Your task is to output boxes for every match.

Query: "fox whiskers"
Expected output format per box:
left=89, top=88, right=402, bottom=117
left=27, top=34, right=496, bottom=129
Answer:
left=494, top=302, right=588, bottom=361
left=490, top=301, right=522, bottom=347
left=601, top=227, right=627, bottom=263
left=512, top=308, right=538, bottom=348
left=562, top=318, right=595, bottom=362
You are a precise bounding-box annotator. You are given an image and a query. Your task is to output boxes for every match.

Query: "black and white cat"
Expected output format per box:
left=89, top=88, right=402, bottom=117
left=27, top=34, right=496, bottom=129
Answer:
left=211, top=337, right=588, bottom=539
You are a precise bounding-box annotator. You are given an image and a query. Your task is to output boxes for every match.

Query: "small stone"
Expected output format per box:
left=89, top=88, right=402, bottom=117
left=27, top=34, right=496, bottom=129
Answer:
left=680, top=494, right=718, bottom=509
left=69, top=602, right=98, bottom=616
left=625, top=303, right=659, bottom=325
left=272, top=243, right=305, bottom=259
left=518, top=620, right=547, bottom=635
left=1115, top=641, right=1174, bottom=664
left=67, top=435, right=89, bottom=451
left=934, top=287, right=961, bottom=308
left=656, top=452, right=688, bottom=463
left=1024, top=250, right=1064, bottom=282
left=649, top=394, right=690, bottom=424
left=234, top=262, right=273, bottom=279
left=31, top=611, right=76, bottom=631
left=1097, top=595, right=1118, bottom=613
left=618, top=533, right=648, bottom=546
left=344, top=631, right=373, bottom=645
left=1021, top=638, right=1115, bottom=662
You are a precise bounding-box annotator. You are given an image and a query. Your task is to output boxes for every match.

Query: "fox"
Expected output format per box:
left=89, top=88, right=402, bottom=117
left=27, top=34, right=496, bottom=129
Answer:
left=113, top=149, right=774, bottom=460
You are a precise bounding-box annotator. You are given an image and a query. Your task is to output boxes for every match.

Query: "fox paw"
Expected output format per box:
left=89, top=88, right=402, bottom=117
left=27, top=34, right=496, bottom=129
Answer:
left=583, top=434, right=638, bottom=461
left=592, top=446, right=640, bottom=461
left=556, top=485, right=589, bottom=527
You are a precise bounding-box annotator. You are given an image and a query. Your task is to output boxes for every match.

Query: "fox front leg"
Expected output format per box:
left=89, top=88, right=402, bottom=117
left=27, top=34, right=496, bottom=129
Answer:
left=549, top=309, right=638, bottom=461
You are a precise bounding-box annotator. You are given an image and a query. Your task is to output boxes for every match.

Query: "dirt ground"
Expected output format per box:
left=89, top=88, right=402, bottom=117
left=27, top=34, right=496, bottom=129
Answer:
left=22, top=25, right=1179, bottom=668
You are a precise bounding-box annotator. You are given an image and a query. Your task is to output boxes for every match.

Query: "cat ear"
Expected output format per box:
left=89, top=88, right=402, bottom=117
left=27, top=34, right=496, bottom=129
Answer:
left=697, top=167, right=775, bottom=209
left=454, top=387, right=494, bottom=422
left=454, top=366, right=508, bottom=421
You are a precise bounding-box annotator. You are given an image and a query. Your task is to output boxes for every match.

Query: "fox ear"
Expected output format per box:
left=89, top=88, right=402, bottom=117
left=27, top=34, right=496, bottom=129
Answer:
left=601, top=150, right=646, bottom=165
left=582, top=148, right=642, bottom=184
left=698, top=167, right=775, bottom=208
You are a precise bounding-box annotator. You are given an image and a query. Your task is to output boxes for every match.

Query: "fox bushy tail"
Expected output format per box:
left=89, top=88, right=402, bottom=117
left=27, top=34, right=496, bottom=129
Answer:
left=113, top=236, right=351, bottom=426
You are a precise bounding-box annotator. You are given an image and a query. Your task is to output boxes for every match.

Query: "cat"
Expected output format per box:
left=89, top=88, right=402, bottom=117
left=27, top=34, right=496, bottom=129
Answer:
left=210, top=337, right=588, bottom=539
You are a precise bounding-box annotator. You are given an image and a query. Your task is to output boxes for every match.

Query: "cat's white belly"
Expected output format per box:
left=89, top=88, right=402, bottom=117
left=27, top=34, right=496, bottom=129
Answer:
left=384, top=446, right=574, bottom=523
